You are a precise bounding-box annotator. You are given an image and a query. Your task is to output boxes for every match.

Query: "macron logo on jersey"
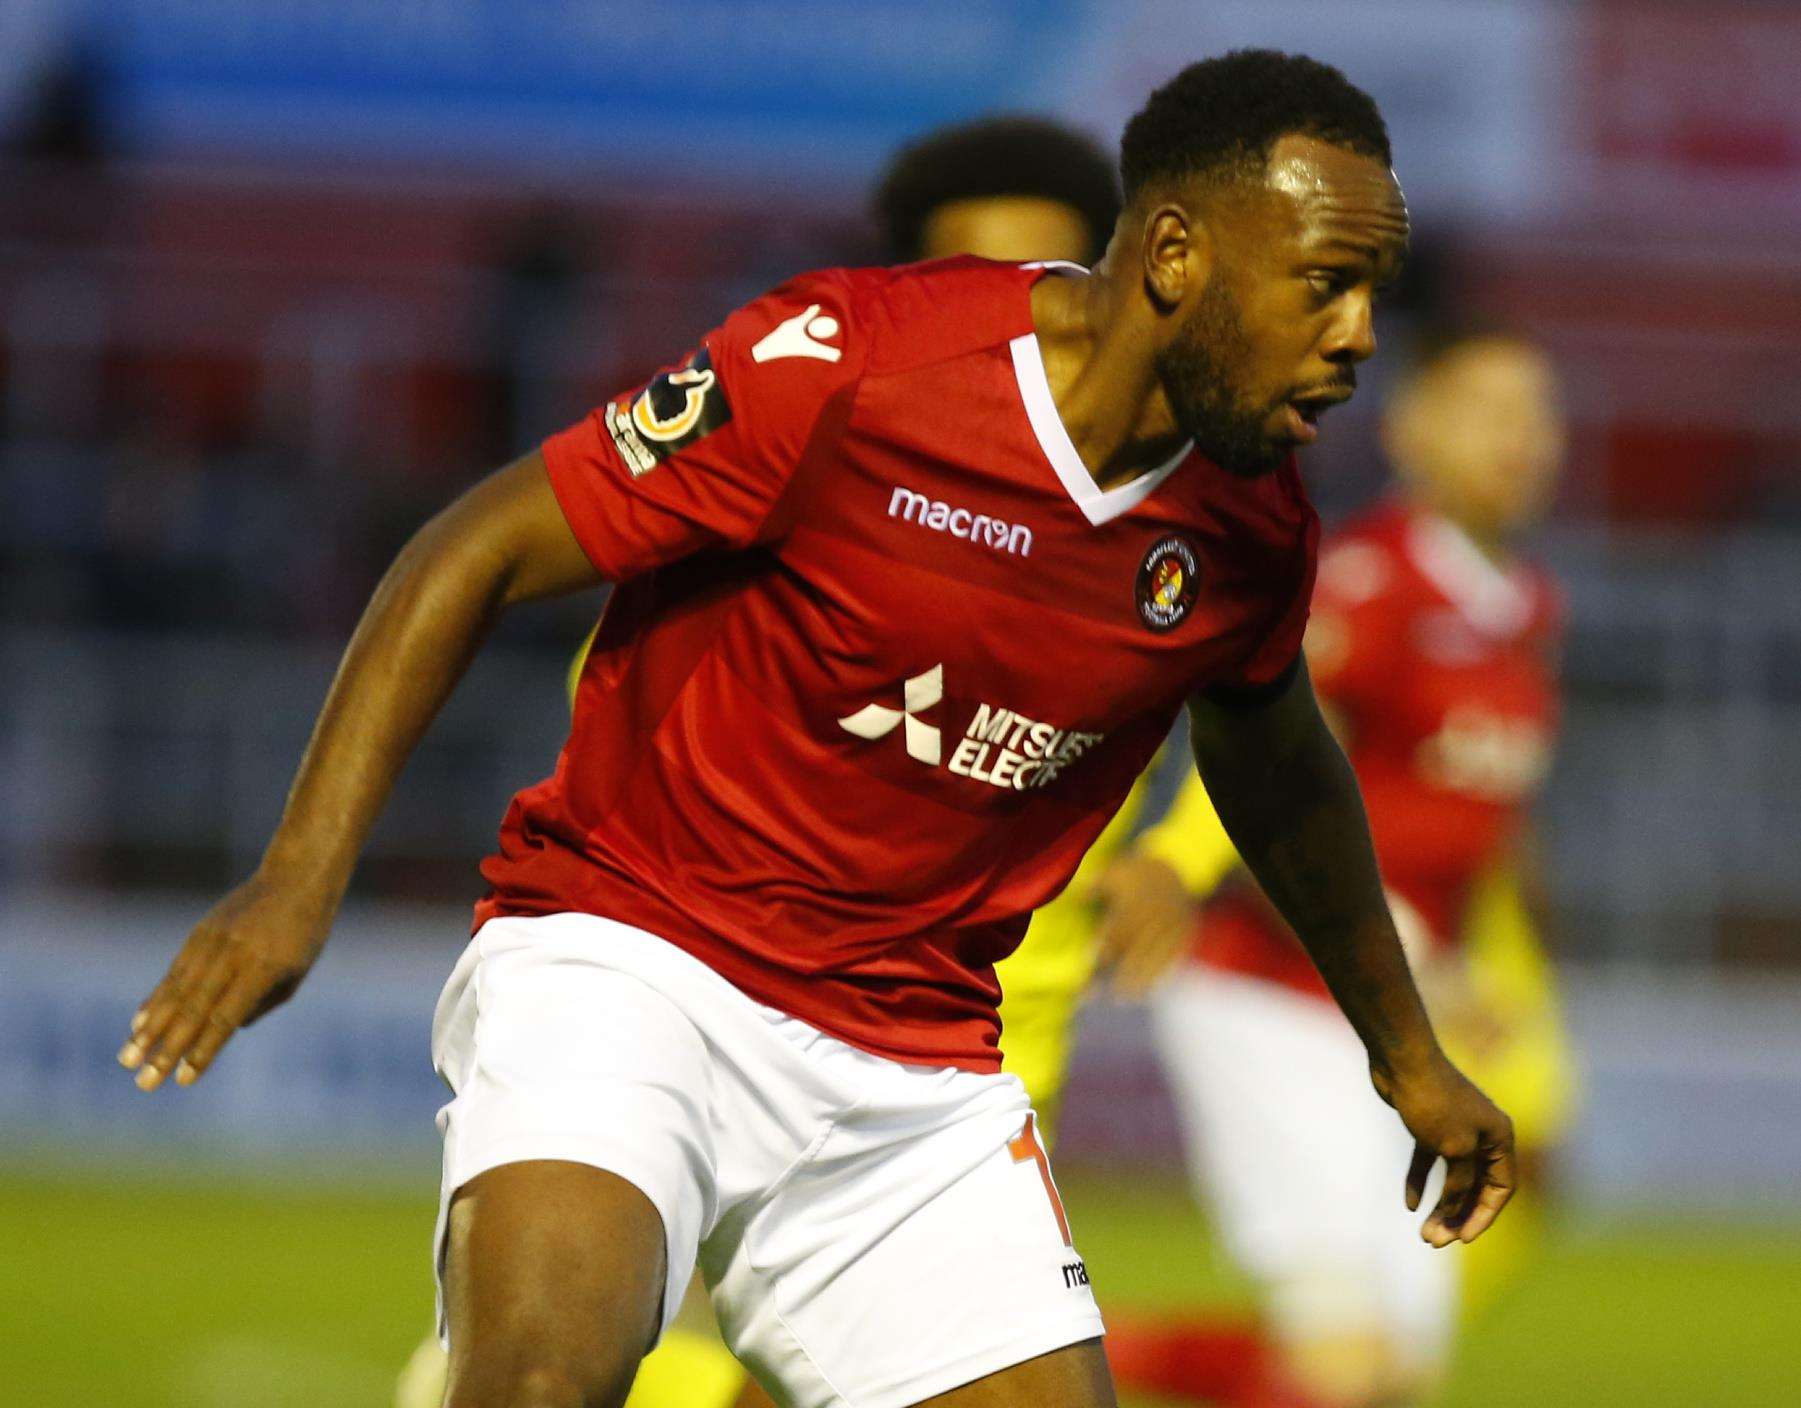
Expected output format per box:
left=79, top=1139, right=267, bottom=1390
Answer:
left=888, top=486, right=1033, bottom=558
left=751, top=304, right=843, bottom=364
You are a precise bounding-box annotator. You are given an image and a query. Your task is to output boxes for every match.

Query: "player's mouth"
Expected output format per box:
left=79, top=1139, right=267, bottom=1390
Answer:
left=1281, top=388, right=1354, bottom=445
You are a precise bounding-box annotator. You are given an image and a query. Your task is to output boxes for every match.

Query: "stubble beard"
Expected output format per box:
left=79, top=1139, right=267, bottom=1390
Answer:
left=1154, top=280, right=1287, bottom=479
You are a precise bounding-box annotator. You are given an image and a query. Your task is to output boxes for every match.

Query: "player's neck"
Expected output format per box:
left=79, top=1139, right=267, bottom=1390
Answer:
left=1030, top=274, right=1189, bottom=490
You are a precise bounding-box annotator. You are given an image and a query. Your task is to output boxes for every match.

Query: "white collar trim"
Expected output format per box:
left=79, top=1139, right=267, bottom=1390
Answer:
left=1405, top=512, right=1532, bottom=634
left=1008, top=327, right=1191, bottom=527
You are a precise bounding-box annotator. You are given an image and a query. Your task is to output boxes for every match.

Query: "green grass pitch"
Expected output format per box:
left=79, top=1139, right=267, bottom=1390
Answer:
left=3, top=1162, right=1797, bottom=1407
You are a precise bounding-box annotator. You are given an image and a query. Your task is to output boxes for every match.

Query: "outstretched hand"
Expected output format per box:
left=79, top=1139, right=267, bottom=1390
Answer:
left=117, top=873, right=335, bottom=1091
left=1371, top=1054, right=1516, bottom=1247
left=1092, top=853, right=1198, bottom=998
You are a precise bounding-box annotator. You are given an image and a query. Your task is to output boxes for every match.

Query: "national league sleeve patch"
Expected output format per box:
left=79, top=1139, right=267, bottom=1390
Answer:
left=605, top=346, right=733, bottom=477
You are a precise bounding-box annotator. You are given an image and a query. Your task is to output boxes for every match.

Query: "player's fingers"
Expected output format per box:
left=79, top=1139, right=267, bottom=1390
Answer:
left=1111, top=909, right=1158, bottom=995
left=173, top=966, right=267, bottom=1086
left=131, top=955, right=193, bottom=1033
left=1121, top=925, right=1185, bottom=998
left=1405, top=1142, right=1436, bottom=1212
left=1423, top=1150, right=1478, bottom=1247
left=132, top=949, right=239, bottom=1091
left=1097, top=908, right=1154, bottom=988
left=1116, top=955, right=1155, bottom=998
left=120, top=977, right=177, bottom=1066
left=119, top=935, right=219, bottom=1071
left=1453, top=1172, right=1515, bottom=1245
left=1091, top=914, right=1123, bottom=977
left=1456, top=1128, right=1518, bottom=1244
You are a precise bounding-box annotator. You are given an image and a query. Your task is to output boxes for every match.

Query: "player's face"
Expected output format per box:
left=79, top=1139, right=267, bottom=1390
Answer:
left=1155, top=136, right=1409, bottom=477
left=918, top=195, right=1093, bottom=264
left=1386, top=339, right=1567, bottom=538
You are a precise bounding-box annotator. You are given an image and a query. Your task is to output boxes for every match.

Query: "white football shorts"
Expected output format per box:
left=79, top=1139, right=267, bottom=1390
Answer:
left=1150, top=966, right=1456, bottom=1372
left=430, top=912, right=1104, bottom=1408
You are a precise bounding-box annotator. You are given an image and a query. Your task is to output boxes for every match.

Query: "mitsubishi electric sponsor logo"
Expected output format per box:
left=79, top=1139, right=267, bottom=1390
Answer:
left=949, top=701, right=1104, bottom=791
left=888, top=486, right=1033, bottom=558
left=836, top=664, right=944, bottom=765
left=837, top=665, right=1103, bottom=791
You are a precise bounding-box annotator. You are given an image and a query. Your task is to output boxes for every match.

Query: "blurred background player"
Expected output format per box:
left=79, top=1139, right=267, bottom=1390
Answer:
left=394, top=112, right=1126, bottom=1408
left=1103, top=324, right=1574, bottom=1408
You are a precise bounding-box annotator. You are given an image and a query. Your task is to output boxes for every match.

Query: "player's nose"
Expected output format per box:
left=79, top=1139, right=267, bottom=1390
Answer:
left=1322, top=292, right=1377, bottom=365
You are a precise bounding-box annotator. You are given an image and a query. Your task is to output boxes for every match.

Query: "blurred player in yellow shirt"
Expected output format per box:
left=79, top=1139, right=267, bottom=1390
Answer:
left=396, top=113, right=1126, bottom=1408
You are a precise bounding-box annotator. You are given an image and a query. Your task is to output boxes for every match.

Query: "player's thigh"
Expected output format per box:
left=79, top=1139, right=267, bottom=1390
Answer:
left=442, top=1159, right=667, bottom=1403
left=432, top=918, right=721, bottom=1344
left=711, top=1072, right=1105, bottom=1408
left=914, top=1338, right=1115, bottom=1407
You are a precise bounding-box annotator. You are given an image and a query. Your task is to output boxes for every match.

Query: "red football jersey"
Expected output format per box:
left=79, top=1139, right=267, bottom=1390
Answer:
left=1196, top=500, right=1562, bottom=997
left=477, top=258, right=1318, bottom=1070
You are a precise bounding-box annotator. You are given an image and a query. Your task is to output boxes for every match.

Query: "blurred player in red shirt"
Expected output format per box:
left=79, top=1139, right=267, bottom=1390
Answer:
left=120, top=52, right=1513, bottom=1408
left=1110, top=324, right=1568, bottom=1408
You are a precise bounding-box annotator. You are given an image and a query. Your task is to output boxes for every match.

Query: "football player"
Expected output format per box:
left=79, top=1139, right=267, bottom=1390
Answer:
left=125, top=54, right=1508, bottom=1408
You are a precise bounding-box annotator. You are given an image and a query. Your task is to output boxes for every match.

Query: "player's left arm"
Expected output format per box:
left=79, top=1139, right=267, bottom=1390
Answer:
left=1187, top=658, right=1516, bottom=1247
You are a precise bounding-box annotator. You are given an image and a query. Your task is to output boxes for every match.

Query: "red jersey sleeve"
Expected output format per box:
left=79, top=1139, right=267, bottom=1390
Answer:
left=1302, top=534, right=1409, bottom=717
left=1210, top=484, right=1320, bottom=699
left=542, top=269, right=862, bottom=580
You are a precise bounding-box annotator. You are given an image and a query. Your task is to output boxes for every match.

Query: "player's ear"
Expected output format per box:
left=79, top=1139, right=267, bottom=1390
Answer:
left=1140, top=202, right=1209, bottom=313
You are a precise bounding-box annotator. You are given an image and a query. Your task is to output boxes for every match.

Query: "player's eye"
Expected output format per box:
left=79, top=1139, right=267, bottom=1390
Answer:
left=1306, top=269, right=1350, bottom=300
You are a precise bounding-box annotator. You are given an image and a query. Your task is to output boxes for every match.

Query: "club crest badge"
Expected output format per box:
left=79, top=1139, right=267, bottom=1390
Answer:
left=1135, top=535, right=1200, bottom=631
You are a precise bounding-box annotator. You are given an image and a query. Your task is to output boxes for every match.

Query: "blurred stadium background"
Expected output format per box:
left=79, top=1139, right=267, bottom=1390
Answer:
left=3, top=2, right=1799, bottom=1405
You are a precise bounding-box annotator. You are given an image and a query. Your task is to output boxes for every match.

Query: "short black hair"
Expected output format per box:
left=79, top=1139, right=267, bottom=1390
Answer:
left=873, top=116, right=1121, bottom=263
left=1119, top=49, right=1391, bottom=203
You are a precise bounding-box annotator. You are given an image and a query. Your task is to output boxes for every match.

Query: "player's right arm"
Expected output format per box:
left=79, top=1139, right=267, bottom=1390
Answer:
left=119, top=269, right=863, bottom=1094
left=1187, top=659, right=1515, bottom=1247
left=119, top=452, right=600, bottom=1091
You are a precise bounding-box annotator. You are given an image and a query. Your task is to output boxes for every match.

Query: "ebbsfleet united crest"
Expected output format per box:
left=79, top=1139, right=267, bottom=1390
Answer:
left=1135, top=535, right=1200, bottom=631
